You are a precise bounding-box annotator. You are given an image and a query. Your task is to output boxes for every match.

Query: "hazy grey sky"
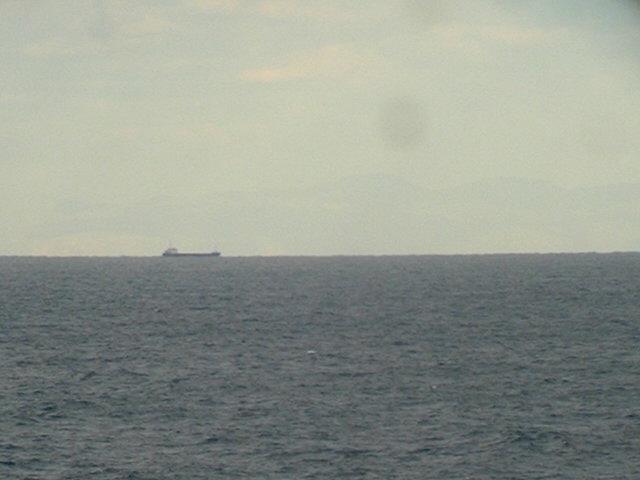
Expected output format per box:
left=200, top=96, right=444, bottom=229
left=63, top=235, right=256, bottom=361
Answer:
left=2, top=0, right=640, bottom=255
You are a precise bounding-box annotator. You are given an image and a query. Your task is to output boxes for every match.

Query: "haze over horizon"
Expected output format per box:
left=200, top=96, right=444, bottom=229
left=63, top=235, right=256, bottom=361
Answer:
left=2, top=0, right=640, bottom=256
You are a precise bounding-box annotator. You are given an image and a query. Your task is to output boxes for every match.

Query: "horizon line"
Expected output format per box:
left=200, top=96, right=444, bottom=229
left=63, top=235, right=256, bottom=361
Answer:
left=1, top=250, right=639, bottom=259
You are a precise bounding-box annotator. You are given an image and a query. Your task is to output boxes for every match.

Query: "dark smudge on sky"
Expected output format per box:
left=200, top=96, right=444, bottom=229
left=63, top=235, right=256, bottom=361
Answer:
left=378, top=96, right=428, bottom=151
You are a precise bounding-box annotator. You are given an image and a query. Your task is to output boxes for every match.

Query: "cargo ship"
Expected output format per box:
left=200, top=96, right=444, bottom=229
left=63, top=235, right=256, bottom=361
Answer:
left=162, top=247, right=221, bottom=257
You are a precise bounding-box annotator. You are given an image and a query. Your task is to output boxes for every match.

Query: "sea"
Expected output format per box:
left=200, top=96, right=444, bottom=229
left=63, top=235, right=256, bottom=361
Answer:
left=1, top=254, right=639, bottom=479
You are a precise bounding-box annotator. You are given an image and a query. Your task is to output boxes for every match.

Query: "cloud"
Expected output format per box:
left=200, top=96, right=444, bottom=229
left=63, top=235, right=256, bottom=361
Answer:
left=0, top=93, right=29, bottom=104
left=192, top=0, right=240, bottom=13
left=192, top=0, right=350, bottom=21
left=256, top=0, right=349, bottom=20
left=240, top=45, right=371, bottom=82
left=478, top=25, right=559, bottom=45
left=123, top=14, right=176, bottom=36
left=22, top=8, right=176, bottom=58
left=22, top=37, right=107, bottom=58
left=23, top=39, right=78, bottom=57
left=173, top=122, right=227, bottom=141
left=430, top=22, right=564, bottom=52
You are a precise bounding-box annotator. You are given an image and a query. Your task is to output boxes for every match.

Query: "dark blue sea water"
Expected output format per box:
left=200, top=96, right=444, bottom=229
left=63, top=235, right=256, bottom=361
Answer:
left=1, top=254, right=639, bottom=479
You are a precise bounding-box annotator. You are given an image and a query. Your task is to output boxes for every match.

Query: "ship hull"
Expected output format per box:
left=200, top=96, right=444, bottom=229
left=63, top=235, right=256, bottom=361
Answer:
left=162, top=252, right=221, bottom=257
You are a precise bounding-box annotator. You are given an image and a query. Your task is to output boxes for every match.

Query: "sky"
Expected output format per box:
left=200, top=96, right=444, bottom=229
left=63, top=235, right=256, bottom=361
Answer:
left=2, top=0, right=640, bottom=256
